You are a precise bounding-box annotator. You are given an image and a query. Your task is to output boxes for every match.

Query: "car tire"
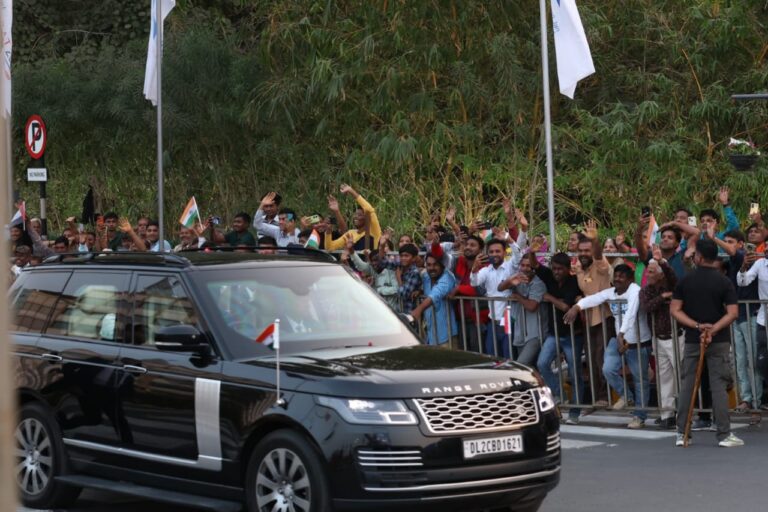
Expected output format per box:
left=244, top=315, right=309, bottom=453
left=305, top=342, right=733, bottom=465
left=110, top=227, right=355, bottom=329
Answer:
left=15, top=402, right=82, bottom=509
left=245, top=429, right=332, bottom=512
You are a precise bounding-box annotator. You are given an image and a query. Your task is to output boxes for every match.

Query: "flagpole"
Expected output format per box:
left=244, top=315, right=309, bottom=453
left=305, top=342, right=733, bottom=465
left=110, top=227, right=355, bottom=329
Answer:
left=155, top=0, right=165, bottom=252
left=5, top=127, right=11, bottom=219
left=0, top=3, right=15, bottom=508
left=539, top=0, right=557, bottom=253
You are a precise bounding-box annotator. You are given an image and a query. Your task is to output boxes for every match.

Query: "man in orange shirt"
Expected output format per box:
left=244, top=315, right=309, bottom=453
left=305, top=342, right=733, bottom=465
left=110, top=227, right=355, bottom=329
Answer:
left=574, top=221, right=613, bottom=406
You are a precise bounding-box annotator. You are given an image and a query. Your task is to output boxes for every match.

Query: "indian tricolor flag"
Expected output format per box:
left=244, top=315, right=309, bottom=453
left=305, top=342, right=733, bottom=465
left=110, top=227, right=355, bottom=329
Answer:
left=255, top=321, right=280, bottom=350
left=645, top=214, right=660, bottom=249
left=304, top=229, right=320, bottom=249
left=179, top=197, right=201, bottom=229
left=480, top=229, right=493, bottom=242
left=502, top=305, right=513, bottom=337
left=10, top=201, right=25, bottom=227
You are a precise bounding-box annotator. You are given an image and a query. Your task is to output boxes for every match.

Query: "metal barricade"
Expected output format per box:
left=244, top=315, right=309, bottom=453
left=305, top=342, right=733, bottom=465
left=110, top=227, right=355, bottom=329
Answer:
left=407, top=294, right=768, bottom=418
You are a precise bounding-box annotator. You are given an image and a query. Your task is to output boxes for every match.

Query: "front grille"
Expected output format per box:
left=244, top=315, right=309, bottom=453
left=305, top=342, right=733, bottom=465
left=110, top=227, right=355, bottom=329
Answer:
left=356, top=449, right=424, bottom=468
left=413, top=390, right=540, bottom=434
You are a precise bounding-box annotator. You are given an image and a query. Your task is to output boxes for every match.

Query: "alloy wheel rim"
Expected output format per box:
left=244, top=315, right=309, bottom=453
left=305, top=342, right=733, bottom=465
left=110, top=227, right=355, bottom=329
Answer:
left=255, top=447, right=311, bottom=512
left=14, top=417, right=53, bottom=496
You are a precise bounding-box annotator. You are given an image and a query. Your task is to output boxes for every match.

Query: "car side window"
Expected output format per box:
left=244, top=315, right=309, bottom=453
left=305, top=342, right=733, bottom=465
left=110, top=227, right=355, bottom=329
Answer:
left=132, top=274, right=199, bottom=346
left=46, top=272, right=129, bottom=342
left=10, top=271, right=71, bottom=333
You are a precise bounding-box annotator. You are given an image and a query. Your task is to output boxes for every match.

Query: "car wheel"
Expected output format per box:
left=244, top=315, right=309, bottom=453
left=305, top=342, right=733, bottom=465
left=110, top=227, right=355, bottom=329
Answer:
left=245, top=429, right=332, bottom=512
left=15, top=402, right=82, bottom=509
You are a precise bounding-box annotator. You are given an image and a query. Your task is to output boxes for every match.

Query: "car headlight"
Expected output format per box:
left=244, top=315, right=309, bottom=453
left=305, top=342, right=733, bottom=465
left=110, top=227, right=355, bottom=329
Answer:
left=533, top=386, right=555, bottom=412
left=316, top=396, right=418, bottom=425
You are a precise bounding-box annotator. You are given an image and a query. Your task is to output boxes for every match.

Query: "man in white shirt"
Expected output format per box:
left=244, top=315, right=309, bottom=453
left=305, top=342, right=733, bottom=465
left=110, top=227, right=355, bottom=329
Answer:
left=564, top=264, right=651, bottom=429
left=254, top=191, right=282, bottom=238
left=470, top=239, right=516, bottom=358
left=736, top=251, right=768, bottom=399
left=253, top=199, right=300, bottom=248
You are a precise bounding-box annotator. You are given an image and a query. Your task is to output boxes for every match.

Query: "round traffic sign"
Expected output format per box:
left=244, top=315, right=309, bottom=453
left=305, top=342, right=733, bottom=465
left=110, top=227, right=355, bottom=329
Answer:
left=24, top=115, right=47, bottom=160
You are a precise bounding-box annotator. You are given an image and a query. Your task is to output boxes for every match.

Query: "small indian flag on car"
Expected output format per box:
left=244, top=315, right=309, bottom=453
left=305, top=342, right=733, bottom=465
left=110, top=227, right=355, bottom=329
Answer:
left=179, top=196, right=201, bottom=229
left=304, top=229, right=320, bottom=249
left=502, top=305, right=513, bottom=337
left=255, top=321, right=280, bottom=350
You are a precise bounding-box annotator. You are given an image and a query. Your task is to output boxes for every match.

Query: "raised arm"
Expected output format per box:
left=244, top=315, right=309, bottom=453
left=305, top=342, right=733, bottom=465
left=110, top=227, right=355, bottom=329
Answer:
left=634, top=215, right=650, bottom=262
left=719, top=186, right=739, bottom=234
left=342, top=184, right=382, bottom=242
left=327, top=195, right=348, bottom=233
left=585, top=219, right=603, bottom=261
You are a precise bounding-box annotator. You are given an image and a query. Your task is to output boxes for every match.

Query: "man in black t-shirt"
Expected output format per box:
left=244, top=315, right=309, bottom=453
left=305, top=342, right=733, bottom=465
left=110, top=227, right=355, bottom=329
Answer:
left=536, top=253, right=584, bottom=424
left=670, top=238, right=741, bottom=447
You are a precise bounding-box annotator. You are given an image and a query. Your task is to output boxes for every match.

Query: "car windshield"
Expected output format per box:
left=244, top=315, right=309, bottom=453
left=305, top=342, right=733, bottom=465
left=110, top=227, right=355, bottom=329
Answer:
left=194, top=264, right=419, bottom=359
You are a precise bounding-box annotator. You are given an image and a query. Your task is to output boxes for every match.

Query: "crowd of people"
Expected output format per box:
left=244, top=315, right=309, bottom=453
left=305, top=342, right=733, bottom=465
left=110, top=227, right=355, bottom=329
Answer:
left=7, top=184, right=768, bottom=446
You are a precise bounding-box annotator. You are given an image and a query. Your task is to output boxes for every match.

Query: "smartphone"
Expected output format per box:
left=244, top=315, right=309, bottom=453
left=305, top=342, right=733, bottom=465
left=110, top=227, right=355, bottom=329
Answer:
left=96, top=215, right=105, bottom=228
left=78, top=223, right=84, bottom=234
left=750, top=203, right=760, bottom=216
left=687, top=216, right=697, bottom=227
left=641, top=206, right=651, bottom=218
left=480, top=221, right=493, bottom=230
left=746, top=242, right=757, bottom=253
left=307, top=214, right=321, bottom=224
left=211, top=216, right=221, bottom=225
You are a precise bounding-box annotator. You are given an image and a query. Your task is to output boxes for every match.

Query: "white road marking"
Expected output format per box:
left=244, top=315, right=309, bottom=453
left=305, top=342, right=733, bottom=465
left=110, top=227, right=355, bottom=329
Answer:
left=561, top=425, right=677, bottom=440
left=561, top=439, right=606, bottom=450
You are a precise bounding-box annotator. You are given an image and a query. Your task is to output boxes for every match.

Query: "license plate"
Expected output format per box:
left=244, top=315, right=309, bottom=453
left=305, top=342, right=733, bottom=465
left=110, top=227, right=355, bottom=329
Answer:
left=463, top=434, right=523, bottom=459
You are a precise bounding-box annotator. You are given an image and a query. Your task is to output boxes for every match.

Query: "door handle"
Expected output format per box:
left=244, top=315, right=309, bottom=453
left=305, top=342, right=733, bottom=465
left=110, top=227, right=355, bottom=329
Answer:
left=122, top=365, right=148, bottom=374
left=40, top=353, right=63, bottom=362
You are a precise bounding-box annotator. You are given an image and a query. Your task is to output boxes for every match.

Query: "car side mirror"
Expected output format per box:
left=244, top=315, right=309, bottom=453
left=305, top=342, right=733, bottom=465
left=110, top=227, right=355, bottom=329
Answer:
left=155, top=325, right=209, bottom=354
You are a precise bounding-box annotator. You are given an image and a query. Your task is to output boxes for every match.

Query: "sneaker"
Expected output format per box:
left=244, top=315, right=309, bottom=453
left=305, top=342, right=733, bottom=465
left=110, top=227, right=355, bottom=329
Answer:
left=612, top=397, right=627, bottom=410
left=593, top=399, right=609, bottom=408
left=675, top=433, right=691, bottom=447
left=660, top=417, right=677, bottom=430
left=718, top=433, right=745, bottom=448
left=690, top=419, right=712, bottom=431
left=565, top=416, right=580, bottom=425
left=627, top=417, right=645, bottom=429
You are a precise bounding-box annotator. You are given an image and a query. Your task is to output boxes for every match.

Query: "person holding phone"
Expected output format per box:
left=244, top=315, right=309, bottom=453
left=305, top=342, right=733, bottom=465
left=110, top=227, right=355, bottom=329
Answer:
left=736, top=236, right=767, bottom=412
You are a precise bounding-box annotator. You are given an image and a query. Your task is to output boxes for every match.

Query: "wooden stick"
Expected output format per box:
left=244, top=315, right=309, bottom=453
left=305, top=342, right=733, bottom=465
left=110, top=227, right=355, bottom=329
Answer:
left=683, top=332, right=709, bottom=448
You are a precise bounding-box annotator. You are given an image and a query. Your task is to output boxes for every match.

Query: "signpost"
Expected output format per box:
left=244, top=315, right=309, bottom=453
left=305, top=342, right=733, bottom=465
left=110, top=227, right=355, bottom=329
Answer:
left=24, top=115, right=47, bottom=236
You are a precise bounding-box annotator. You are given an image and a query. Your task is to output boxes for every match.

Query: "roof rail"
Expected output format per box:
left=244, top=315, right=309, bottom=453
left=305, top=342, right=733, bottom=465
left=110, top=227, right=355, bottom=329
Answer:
left=40, top=252, right=191, bottom=267
left=178, top=245, right=338, bottom=263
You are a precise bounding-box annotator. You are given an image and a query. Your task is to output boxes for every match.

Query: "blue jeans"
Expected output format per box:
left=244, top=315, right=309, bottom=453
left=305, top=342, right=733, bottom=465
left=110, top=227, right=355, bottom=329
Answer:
left=603, top=337, right=650, bottom=420
left=733, top=317, right=762, bottom=406
left=537, top=335, right=584, bottom=419
left=485, top=322, right=511, bottom=358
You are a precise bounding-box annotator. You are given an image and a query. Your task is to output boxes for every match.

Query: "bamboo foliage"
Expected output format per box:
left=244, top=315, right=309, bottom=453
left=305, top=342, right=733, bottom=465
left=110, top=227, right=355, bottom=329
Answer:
left=8, top=0, right=768, bottom=242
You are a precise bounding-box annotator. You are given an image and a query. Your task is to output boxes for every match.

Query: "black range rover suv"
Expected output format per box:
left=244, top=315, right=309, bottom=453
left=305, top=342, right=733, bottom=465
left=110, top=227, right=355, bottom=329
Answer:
left=10, top=251, right=560, bottom=512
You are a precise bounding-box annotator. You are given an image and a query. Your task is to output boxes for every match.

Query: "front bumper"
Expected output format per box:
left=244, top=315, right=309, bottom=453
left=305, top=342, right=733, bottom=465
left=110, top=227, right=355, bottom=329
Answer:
left=310, top=406, right=561, bottom=511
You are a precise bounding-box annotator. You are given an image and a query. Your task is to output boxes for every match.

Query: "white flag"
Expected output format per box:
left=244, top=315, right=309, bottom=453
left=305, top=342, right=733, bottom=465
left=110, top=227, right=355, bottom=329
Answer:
left=143, top=0, right=175, bottom=106
left=550, top=0, right=595, bottom=99
left=1, top=0, right=11, bottom=117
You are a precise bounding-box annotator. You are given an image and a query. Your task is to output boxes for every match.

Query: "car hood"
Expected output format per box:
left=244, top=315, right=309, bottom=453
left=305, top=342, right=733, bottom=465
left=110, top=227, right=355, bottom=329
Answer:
left=241, top=345, right=540, bottom=399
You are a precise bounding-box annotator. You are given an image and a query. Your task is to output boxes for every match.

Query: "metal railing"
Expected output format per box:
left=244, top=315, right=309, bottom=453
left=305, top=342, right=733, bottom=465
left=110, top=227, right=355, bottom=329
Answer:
left=410, top=295, right=767, bottom=417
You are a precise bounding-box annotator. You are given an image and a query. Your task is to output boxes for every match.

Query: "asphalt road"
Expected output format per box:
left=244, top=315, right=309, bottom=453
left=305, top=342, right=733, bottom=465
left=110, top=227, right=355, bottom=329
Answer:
left=19, top=413, right=766, bottom=512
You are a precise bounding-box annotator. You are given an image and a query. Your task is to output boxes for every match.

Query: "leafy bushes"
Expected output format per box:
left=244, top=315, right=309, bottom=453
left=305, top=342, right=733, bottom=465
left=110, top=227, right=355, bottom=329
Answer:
left=10, top=0, right=768, bottom=241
